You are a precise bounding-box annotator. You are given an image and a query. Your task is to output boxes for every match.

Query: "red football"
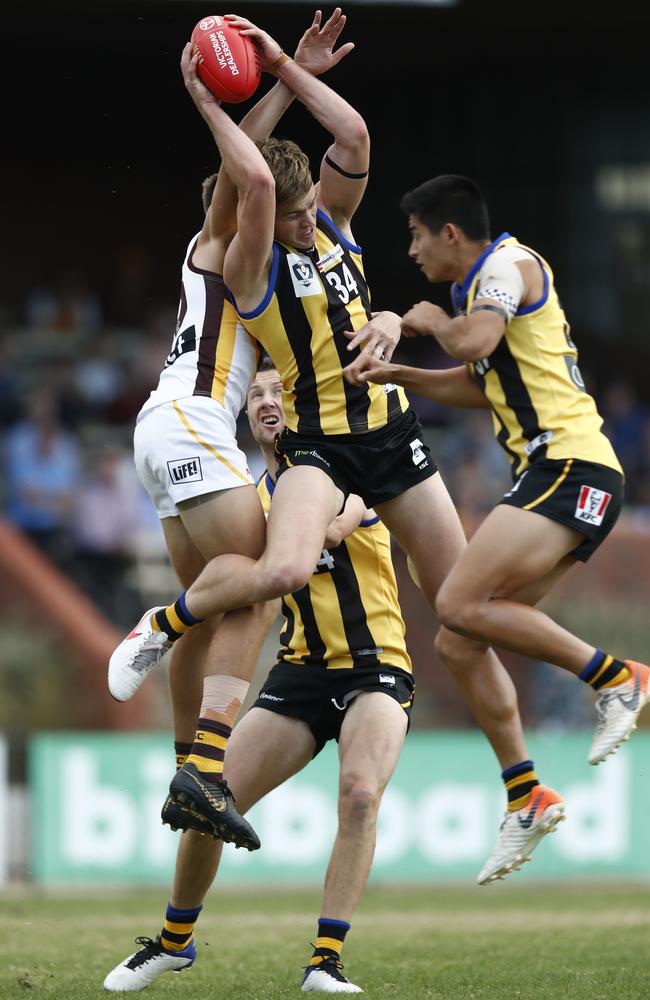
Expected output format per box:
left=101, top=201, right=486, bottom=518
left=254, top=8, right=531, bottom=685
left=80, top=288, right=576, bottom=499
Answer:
left=191, top=15, right=261, bottom=104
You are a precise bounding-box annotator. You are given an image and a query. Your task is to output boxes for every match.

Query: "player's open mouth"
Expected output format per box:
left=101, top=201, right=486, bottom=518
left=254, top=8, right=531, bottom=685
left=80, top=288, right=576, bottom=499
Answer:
left=261, top=415, right=279, bottom=426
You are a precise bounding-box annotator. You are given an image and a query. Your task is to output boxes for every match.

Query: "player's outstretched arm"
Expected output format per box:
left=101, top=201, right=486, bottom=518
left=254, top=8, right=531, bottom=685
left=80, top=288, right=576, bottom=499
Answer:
left=226, top=12, right=368, bottom=226
left=181, top=43, right=275, bottom=264
left=200, top=9, right=355, bottom=258
left=343, top=355, right=490, bottom=410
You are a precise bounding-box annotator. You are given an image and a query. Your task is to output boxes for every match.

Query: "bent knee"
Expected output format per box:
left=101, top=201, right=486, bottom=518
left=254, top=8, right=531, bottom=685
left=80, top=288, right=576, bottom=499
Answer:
left=338, top=780, right=381, bottom=825
left=434, top=624, right=489, bottom=670
left=435, top=583, right=473, bottom=634
left=257, top=560, right=313, bottom=600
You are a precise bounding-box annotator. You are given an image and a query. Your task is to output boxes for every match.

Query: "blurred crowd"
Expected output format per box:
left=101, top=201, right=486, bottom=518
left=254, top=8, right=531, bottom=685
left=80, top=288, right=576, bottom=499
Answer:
left=2, top=269, right=649, bottom=731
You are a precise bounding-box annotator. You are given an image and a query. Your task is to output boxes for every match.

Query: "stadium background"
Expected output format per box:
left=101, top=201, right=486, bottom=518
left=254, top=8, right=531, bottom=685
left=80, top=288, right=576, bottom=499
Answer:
left=2, top=0, right=650, bottom=893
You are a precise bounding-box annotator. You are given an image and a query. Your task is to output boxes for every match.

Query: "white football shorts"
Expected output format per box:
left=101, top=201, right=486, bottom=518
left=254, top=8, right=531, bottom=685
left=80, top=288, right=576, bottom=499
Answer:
left=134, top=395, right=254, bottom=519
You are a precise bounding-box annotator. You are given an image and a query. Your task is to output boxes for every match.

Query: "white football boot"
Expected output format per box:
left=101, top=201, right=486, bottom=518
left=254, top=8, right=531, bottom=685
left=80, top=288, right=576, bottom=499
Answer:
left=588, top=660, right=650, bottom=765
left=108, top=607, right=170, bottom=702
left=478, top=785, right=565, bottom=885
left=301, top=958, right=363, bottom=994
left=103, top=935, right=195, bottom=992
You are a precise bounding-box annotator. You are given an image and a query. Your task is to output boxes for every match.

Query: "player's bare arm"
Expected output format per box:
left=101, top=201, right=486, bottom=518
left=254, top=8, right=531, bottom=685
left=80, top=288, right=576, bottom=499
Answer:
left=226, top=12, right=368, bottom=230
left=182, top=53, right=275, bottom=302
left=344, top=354, right=489, bottom=409
left=323, top=495, right=367, bottom=548
left=401, top=300, right=505, bottom=363
left=195, top=10, right=354, bottom=270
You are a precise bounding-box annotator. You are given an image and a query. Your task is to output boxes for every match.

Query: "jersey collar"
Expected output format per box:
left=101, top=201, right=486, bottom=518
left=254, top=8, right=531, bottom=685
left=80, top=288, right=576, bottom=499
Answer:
left=451, top=232, right=512, bottom=315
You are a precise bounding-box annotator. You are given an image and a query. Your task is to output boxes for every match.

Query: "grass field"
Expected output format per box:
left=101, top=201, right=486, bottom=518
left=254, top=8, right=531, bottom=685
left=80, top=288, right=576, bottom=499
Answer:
left=2, top=883, right=649, bottom=999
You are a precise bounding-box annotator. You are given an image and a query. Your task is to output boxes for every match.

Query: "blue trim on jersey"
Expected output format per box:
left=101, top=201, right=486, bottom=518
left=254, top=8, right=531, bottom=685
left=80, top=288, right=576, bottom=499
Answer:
left=230, top=243, right=281, bottom=320
left=317, top=208, right=362, bottom=254
left=359, top=515, right=380, bottom=527
left=515, top=254, right=549, bottom=314
left=264, top=471, right=276, bottom=497
left=451, top=232, right=512, bottom=315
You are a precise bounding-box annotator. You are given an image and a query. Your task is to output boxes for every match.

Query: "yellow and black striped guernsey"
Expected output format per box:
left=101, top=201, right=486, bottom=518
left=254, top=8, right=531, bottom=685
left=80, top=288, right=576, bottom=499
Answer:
left=453, top=233, right=622, bottom=480
left=230, top=210, right=408, bottom=436
left=257, top=472, right=411, bottom=673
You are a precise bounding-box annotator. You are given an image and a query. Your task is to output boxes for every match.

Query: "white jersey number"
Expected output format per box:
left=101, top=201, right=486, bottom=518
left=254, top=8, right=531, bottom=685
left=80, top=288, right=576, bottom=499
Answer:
left=315, top=549, right=335, bottom=574
left=325, top=264, right=359, bottom=305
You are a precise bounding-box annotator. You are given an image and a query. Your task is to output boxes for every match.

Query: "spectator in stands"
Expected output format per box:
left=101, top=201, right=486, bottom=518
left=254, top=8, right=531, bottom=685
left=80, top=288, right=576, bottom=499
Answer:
left=3, top=389, right=80, bottom=564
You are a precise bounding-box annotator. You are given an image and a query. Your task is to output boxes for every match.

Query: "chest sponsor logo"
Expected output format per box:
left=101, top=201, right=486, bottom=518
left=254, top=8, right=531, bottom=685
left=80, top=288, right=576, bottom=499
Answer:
left=315, top=243, right=344, bottom=273
left=287, top=253, right=321, bottom=298
left=167, top=456, right=203, bottom=484
left=574, top=485, right=612, bottom=526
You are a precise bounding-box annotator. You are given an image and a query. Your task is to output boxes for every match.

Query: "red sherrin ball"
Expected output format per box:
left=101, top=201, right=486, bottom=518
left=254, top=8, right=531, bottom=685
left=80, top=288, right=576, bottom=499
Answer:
left=191, top=15, right=261, bottom=103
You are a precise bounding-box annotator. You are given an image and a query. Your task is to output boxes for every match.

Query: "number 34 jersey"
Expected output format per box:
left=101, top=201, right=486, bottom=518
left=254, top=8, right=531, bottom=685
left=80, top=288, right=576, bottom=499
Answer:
left=257, top=471, right=412, bottom=675
left=230, top=210, right=408, bottom=437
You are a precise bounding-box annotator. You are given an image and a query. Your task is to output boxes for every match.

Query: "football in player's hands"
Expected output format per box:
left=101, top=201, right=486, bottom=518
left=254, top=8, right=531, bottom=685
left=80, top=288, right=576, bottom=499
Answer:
left=191, top=14, right=261, bottom=102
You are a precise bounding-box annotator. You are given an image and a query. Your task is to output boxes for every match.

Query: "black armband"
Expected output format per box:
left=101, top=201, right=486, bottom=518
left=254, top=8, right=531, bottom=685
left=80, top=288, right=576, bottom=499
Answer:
left=470, top=303, right=509, bottom=323
left=324, top=154, right=369, bottom=180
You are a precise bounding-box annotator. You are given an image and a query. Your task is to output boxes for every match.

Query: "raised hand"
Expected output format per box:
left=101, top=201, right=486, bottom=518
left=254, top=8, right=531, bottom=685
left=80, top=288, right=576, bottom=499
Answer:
left=224, top=14, right=284, bottom=72
left=181, top=42, right=222, bottom=114
left=293, top=7, right=355, bottom=76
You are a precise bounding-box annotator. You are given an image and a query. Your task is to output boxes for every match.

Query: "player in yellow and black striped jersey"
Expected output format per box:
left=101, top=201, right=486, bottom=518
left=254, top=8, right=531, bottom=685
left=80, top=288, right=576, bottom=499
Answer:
left=349, top=174, right=650, bottom=817
left=111, top=17, right=570, bottom=891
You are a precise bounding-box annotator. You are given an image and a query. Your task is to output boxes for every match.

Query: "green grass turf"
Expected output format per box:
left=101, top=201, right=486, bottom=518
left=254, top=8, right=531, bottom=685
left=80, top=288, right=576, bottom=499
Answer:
left=2, top=883, right=649, bottom=999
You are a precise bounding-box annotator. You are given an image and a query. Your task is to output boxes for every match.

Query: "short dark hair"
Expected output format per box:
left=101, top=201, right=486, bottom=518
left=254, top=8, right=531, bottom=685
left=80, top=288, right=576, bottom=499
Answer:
left=400, top=175, right=490, bottom=241
left=201, top=173, right=218, bottom=214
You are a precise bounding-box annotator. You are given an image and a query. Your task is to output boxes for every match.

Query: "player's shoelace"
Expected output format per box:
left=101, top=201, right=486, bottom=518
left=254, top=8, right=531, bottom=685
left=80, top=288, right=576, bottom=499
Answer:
left=125, top=937, right=163, bottom=969
left=304, top=954, right=348, bottom=982
left=131, top=636, right=168, bottom=674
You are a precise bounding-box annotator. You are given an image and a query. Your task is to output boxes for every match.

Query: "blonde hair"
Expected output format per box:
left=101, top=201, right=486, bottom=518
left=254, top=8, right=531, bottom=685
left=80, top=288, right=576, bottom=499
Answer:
left=259, top=137, right=313, bottom=206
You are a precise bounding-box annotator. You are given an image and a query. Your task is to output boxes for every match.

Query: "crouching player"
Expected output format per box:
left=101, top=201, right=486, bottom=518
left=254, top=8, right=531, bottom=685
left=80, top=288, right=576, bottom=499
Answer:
left=103, top=362, right=415, bottom=994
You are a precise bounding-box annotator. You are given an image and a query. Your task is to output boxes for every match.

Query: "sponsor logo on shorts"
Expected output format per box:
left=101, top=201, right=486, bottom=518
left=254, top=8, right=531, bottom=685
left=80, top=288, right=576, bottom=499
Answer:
left=259, top=692, right=284, bottom=703
left=293, top=449, right=331, bottom=467
left=379, top=673, right=396, bottom=686
left=574, top=485, right=612, bottom=526
left=167, top=457, right=203, bottom=484
left=504, top=470, right=529, bottom=497
left=410, top=438, right=426, bottom=466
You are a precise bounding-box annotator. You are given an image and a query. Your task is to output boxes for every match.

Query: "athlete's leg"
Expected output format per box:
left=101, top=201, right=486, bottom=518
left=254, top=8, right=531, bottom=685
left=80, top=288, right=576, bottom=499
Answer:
left=325, top=693, right=407, bottom=919
left=160, top=500, right=278, bottom=850
left=433, top=554, right=579, bottom=769
left=301, top=692, right=406, bottom=995
left=104, top=708, right=315, bottom=992
left=376, top=474, right=529, bottom=770
left=435, top=505, right=600, bottom=671
left=184, top=465, right=344, bottom=617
